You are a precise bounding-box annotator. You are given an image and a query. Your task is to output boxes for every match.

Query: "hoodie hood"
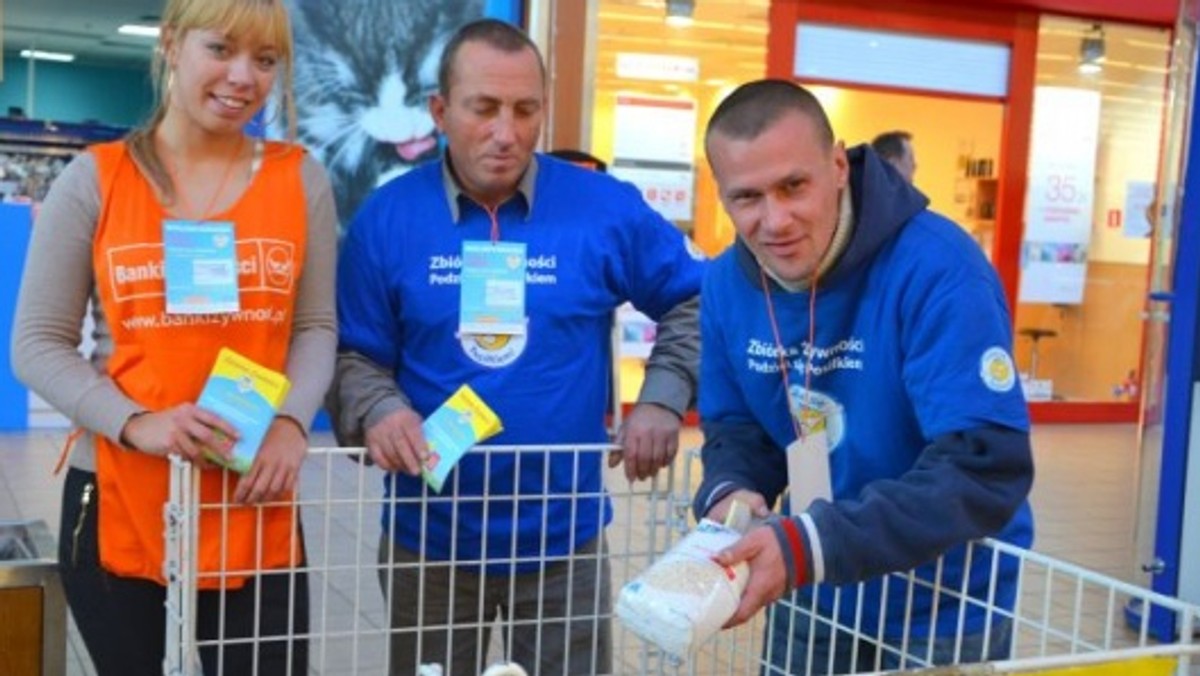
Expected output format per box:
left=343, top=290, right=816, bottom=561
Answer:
left=735, top=144, right=930, bottom=289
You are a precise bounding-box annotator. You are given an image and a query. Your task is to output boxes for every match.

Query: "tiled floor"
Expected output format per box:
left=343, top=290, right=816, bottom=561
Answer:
left=0, top=424, right=1189, bottom=675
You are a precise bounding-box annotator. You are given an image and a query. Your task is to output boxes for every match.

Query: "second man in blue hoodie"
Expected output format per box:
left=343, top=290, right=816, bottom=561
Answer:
left=693, top=79, right=1034, bottom=674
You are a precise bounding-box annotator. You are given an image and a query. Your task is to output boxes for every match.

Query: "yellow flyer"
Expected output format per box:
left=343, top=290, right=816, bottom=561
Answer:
left=196, top=347, right=291, bottom=473
left=421, top=384, right=503, bottom=492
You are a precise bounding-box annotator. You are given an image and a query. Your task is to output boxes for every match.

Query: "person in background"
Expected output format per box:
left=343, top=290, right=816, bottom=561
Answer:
left=326, top=18, right=704, bottom=676
left=871, top=129, right=917, bottom=183
left=547, top=148, right=608, bottom=173
left=694, top=79, right=1033, bottom=674
left=10, top=0, right=337, bottom=673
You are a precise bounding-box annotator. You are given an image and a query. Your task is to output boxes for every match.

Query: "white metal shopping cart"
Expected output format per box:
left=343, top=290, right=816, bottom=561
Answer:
left=161, top=446, right=1200, bottom=676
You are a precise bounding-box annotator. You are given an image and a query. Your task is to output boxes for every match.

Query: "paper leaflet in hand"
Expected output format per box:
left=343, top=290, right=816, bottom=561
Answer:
left=196, top=347, right=291, bottom=474
left=421, top=384, right=503, bottom=492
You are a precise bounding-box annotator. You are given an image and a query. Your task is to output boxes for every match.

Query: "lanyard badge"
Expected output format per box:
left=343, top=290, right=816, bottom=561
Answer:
left=162, top=219, right=240, bottom=315
left=760, top=269, right=833, bottom=514
left=786, top=408, right=833, bottom=515
left=459, top=240, right=528, bottom=336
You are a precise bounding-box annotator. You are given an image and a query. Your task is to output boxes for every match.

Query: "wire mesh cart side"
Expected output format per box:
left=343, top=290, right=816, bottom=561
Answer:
left=161, top=446, right=1200, bottom=676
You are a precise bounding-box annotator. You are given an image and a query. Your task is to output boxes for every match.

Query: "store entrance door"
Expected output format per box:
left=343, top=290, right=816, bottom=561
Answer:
left=807, top=86, right=1004, bottom=261
left=1010, top=17, right=1171, bottom=418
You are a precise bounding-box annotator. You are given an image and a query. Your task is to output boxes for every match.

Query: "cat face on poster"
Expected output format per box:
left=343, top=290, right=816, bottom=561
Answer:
left=285, top=0, right=485, bottom=229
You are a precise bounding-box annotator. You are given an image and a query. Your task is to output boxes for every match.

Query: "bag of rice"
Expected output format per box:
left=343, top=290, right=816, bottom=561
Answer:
left=616, top=504, right=753, bottom=661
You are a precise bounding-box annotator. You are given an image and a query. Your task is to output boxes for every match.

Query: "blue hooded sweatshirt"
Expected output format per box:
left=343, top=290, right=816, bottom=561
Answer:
left=693, top=145, right=1034, bottom=638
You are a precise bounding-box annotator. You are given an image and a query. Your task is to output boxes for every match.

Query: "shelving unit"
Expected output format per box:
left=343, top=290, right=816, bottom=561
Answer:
left=970, top=176, right=998, bottom=255
left=0, top=117, right=128, bottom=203
left=955, top=158, right=998, bottom=258
left=0, top=117, right=126, bottom=152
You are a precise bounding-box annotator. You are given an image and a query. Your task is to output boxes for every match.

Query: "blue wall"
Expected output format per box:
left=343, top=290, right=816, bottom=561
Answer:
left=0, top=204, right=32, bottom=431
left=1, top=54, right=153, bottom=127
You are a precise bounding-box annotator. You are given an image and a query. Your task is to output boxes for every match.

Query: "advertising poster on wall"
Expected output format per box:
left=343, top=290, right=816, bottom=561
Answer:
left=1019, top=86, right=1101, bottom=304
left=609, top=163, right=695, bottom=223
left=1124, top=180, right=1155, bottom=239
left=609, top=95, right=697, bottom=223
left=285, top=0, right=524, bottom=229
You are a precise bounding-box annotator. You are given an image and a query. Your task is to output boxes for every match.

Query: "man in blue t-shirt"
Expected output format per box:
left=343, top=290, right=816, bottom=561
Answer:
left=693, top=80, right=1034, bottom=673
left=327, top=18, right=704, bottom=676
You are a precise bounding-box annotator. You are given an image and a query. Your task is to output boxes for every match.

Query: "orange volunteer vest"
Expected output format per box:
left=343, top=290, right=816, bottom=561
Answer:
left=90, top=139, right=308, bottom=588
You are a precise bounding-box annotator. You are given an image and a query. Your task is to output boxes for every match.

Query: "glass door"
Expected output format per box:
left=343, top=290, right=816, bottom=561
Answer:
left=1132, top=7, right=1198, bottom=640
left=1013, top=16, right=1172, bottom=410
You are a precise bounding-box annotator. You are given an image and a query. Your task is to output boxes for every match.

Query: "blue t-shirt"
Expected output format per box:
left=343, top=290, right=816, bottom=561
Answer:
left=338, top=155, right=704, bottom=569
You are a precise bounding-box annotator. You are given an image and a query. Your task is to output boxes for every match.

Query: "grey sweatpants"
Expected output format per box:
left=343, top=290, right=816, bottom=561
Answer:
left=377, top=533, right=612, bottom=676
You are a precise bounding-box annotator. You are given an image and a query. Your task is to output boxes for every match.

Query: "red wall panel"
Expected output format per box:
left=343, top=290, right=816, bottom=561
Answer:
left=966, top=0, right=1175, bottom=27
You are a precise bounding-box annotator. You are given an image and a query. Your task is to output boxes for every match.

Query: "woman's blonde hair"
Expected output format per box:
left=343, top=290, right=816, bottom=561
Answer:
left=127, top=0, right=298, bottom=200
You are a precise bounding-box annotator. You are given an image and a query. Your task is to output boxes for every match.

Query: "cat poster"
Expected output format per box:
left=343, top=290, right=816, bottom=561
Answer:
left=284, top=0, right=525, bottom=230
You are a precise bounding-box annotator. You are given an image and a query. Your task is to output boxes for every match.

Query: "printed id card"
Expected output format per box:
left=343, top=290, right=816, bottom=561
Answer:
left=162, top=219, right=240, bottom=314
left=786, top=411, right=833, bottom=516
left=459, top=240, right=527, bottom=335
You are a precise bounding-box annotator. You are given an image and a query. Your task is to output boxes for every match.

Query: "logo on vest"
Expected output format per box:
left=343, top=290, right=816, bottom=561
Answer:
left=461, top=332, right=526, bottom=368
left=240, top=239, right=295, bottom=293
left=263, top=244, right=294, bottom=288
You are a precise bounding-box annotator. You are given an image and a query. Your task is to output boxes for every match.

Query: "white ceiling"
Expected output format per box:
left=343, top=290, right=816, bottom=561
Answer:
left=595, top=0, right=771, bottom=92
left=4, top=0, right=162, bottom=67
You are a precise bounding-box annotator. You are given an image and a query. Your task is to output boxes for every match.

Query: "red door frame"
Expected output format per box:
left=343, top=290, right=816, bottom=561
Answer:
left=767, top=0, right=1138, bottom=423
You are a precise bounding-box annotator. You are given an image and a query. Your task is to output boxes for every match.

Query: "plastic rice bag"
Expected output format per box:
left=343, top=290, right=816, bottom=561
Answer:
left=616, top=504, right=753, bottom=661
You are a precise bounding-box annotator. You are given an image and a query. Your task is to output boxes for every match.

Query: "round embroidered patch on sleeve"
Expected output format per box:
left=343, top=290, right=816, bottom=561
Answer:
left=980, top=346, right=1017, bottom=392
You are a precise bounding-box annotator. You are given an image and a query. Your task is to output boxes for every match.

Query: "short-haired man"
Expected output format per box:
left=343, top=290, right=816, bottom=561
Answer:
left=695, top=80, right=1033, bottom=673
left=872, top=129, right=917, bottom=183
left=328, top=18, right=704, bottom=676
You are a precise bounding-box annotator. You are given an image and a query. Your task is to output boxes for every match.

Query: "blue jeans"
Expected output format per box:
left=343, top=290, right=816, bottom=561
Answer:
left=761, top=596, right=1013, bottom=675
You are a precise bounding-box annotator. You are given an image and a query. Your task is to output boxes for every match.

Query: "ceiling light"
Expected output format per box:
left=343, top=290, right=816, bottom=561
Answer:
left=1078, top=24, right=1105, bottom=75
left=665, top=0, right=694, bottom=28
left=19, top=49, right=75, bottom=63
left=118, top=24, right=161, bottom=38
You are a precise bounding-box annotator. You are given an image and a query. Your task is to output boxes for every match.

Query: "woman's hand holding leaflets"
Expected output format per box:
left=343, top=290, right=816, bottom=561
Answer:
left=120, top=403, right=238, bottom=469
left=235, top=416, right=307, bottom=504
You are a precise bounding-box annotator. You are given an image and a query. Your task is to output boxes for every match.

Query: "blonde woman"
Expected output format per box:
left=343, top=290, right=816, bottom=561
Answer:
left=11, top=0, right=336, bottom=673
